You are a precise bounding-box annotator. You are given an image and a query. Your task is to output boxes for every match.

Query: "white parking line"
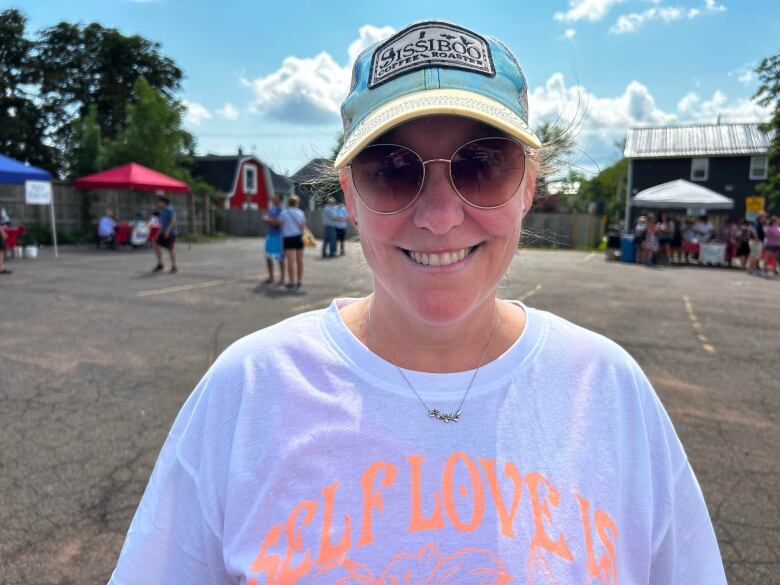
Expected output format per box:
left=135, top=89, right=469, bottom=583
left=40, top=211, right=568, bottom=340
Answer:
left=519, top=283, right=543, bottom=301
left=582, top=252, right=597, bottom=262
left=682, top=295, right=715, bottom=353
left=136, top=279, right=239, bottom=297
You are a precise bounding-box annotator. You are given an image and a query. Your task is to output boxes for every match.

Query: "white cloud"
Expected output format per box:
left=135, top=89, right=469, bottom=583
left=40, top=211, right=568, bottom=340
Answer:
left=348, top=25, right=396, bottom=64
left=611, top=0, right=726, bottom=34
left=564, top=28, right=577, bottom=39
left=184, top=101, right=212, bottom=126
left=529, top=73, right=768, bottom=171
left=610, top=6, right=683, bottom=34
left=677, top=90, right=769, bottom=121
left=737, top=70, right=754, bottom=85
left=216, top=103, right=239, bottom=121
left=728, top=62, right=756, bottom=86
left=554, top=0, right=624, bottom=22
left=243, top=24, right=394, bottom=125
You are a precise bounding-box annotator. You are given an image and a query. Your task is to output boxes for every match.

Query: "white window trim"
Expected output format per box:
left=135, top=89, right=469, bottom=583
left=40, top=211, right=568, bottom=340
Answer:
left=750, top=156, right=768, bottom=181
left=690, top=158, right=709, bottom=182
left=243, top=164, right=258, bottom=194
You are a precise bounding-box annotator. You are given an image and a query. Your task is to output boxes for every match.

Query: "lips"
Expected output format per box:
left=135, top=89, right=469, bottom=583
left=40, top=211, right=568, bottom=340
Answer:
left=402, top=245, right=477, bottom=266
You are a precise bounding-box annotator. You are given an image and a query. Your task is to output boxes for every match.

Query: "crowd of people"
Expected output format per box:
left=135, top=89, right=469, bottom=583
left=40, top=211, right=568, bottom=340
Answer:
left=633, top=210, right=779, bottom=275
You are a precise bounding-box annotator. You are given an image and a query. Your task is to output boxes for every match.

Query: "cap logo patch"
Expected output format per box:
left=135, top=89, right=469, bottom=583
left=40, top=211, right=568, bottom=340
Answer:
left=369, top=22, right=495, bottom=89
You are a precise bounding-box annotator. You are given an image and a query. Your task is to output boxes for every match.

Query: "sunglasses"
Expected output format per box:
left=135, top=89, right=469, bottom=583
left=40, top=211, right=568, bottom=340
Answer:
left=349, top=137, right=529, bottom=215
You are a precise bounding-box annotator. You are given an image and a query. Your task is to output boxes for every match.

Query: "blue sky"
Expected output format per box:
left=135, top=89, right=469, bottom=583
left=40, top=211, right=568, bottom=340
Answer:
left=13, top=0, right=779, bottom=176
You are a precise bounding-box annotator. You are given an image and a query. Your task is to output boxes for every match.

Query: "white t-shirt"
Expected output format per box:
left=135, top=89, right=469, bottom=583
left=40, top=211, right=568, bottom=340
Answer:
left=280, top=207, right=305, bottom=237
left=109, top=299, right=725, bottom=585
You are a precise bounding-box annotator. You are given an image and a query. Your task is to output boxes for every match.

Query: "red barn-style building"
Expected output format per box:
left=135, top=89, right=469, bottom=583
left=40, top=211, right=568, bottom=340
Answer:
left=193, top=153, right=294, bottom=210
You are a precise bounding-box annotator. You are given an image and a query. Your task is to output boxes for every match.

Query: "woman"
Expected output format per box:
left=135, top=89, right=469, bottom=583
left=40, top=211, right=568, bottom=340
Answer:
left=657, top=212, right=674, bottom=264
left=109, top=21, right=725, bottom=584
left=762, top=215, right=780, bottom=276
left=720, top=219, right=738, bottom=267
left=735, top=219, right=751, bottom=269
left=262, top=194, right=285, bottom=284
left=279, top=194, right=306, bottom=289
left=639, top=212, right=659, bottom=265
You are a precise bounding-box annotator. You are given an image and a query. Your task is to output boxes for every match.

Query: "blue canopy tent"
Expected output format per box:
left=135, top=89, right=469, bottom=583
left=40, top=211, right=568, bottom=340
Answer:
left=0, top=154, right=57, bottom=257
left=0, top=154, right=52, bottom=183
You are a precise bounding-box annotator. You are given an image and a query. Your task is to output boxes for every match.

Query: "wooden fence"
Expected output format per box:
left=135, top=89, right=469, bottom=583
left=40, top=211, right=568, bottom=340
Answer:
left=214, top=208, right=604, bottom=248
left=0, top=182, right=209, bottom=239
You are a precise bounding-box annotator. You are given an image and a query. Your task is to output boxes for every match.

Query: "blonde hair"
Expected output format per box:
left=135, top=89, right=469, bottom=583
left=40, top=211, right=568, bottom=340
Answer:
left=287, top=195, right=300, bottom=208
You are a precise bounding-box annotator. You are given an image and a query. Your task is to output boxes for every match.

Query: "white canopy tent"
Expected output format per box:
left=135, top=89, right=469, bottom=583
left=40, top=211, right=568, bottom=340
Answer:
left=630, top=179, right=734, bottom=210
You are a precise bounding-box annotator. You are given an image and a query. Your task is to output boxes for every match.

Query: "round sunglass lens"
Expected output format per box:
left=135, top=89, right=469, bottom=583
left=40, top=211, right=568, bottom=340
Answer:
left=451, top=138, right=526, bottom=208
left=352, top=145, right=423, bottom=213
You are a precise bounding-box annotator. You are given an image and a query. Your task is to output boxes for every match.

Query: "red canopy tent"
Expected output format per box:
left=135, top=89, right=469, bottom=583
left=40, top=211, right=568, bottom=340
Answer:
left=73, top=163, right=188, bottom=192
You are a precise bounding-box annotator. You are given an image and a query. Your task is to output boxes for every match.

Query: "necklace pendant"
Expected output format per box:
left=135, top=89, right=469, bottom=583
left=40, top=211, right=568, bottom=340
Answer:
left=429, top=409, right=461, bottom=423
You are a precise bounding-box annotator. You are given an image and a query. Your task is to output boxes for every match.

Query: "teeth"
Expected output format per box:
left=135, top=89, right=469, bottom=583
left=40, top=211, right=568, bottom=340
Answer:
left=409, top=247, right=473, bottom=266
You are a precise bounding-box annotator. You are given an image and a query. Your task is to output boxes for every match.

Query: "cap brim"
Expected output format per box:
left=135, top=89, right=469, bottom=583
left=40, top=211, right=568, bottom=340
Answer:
left=335, top=88, right=542, bottom=169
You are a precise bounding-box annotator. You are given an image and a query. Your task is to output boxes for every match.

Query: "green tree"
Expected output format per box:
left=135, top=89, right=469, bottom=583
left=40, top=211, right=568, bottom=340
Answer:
left=576, top=158, right=628, bottom=220
left=35, top=21, right=183, bottom=143
left=753, top=51, right=780, bottom=212
left=102, top=77, right=192, bottom=178
left=534, top=120, right=576, bottom=198
left=0, top=9, right=54, bottom=171
left=65, top=104, right=103, bottom=179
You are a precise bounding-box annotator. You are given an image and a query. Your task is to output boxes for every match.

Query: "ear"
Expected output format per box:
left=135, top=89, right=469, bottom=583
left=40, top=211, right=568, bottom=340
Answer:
left=340, top=168, right=359, bottom=228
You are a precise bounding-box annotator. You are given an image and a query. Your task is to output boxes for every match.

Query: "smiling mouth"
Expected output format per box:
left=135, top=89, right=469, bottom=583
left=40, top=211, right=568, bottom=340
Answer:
left=401, top=245, right=479, bottom=266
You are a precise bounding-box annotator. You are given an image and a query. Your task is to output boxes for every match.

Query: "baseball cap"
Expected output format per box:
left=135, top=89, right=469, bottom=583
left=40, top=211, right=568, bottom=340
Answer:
left=335, top=20, right=541, bottom=169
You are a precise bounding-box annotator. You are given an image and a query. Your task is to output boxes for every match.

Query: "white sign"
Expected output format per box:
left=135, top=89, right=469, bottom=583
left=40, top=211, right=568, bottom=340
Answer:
left=700, top=242, right=726, bottom=265
left=25, top=180, right=52, bottom=205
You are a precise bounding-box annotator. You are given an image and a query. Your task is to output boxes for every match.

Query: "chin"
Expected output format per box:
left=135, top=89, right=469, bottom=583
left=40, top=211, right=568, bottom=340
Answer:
left=401, top=289, right=487, bottom=326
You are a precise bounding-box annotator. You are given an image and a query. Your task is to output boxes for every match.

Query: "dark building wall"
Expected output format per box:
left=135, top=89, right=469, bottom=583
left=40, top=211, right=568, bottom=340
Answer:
left=630, top=156, right=765, bottom=222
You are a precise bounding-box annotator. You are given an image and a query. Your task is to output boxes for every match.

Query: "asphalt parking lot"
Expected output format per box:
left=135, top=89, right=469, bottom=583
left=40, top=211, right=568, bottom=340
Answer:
left=1, top=239, right=778, bottom=584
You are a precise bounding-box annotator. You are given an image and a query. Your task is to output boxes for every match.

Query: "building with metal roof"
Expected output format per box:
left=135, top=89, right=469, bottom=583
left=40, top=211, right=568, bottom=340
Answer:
left=625, top=123, right=772, bottom=159
left=623, top=122, right=773, bottom=226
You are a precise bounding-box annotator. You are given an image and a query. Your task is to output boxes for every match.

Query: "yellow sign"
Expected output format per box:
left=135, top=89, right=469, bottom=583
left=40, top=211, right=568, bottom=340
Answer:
left=746, top=196, right=765, bottom=213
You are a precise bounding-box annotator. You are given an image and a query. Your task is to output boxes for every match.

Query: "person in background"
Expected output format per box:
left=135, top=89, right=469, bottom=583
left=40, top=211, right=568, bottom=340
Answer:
left=108, top=20, right=725, bottom=584
left=262, top=194, right=285, bottom=284
left=657, top=212, right=674, bottom=264
left=682, top=219, right=698, bottom=263
left=97, top=209, right=117, bottom=249
left=669, top=215, right=683, bottom=264
left=747, top=211, right=767, bottom=276
left=152, top=196, right=177, bottom=273
left=0, top=221, right=9, bottom=275
left=334, top=199, right=349, bottom=256
left=735, top=219, right=751, bottom=269
left=639, top=212, right=659, bottom=265
left=633, top=215, right=647, bottom=262
left=0, top=206, right=9, bottom=226
left=761, top=215, right=780, bottom=276
left=149, top=210, right=161, bottom=225
left=321, top=197, right=338, bottom=258
left=719, top=219, right=739, bottom=267
left=694, top=214, right=714, bottom=243
left=280, top=194, right=306, bottom=289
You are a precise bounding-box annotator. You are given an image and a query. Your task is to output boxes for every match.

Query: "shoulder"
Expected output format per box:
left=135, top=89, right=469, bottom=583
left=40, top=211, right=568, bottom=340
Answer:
left=531, top=307, right=635, bottom=364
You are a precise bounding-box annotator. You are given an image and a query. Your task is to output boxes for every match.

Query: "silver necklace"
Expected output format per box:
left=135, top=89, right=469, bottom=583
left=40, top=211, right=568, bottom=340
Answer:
left=367, top=299, right=501, bottom=423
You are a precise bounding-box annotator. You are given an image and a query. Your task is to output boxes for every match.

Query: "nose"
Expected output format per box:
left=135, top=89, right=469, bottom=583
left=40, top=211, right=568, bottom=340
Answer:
left=411, top=161, right=465, bottom=235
